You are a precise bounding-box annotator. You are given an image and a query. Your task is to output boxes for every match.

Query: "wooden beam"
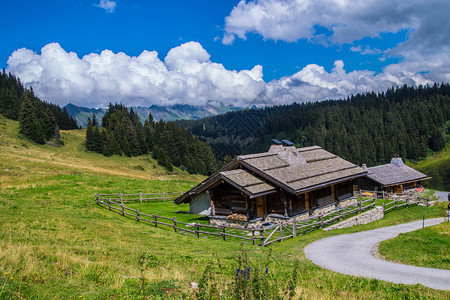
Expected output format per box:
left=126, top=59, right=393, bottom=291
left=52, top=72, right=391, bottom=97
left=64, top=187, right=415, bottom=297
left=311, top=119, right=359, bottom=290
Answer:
left=331, top=184, right=337, bottom=202
left=288, top=194, right=293, bottom=217
left=209, top=190, right=215, bottom=216
left=305, top=192, right=310, bottom=211
left=245, top=195, right=249, bottom=219
left=282, top=190, right=288, bottom=217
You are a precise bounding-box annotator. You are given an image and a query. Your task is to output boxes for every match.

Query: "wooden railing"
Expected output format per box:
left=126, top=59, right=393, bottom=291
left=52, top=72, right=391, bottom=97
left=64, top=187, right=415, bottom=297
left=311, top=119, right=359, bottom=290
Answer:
left=95, top=195, right=265, bottom=245
left=96, top=191, right=183, bottom=203
left=262, top=198, right=376, bottom=245
left=359, top=189, right=425, bottom=199
left=96, top=194, right=380, bottom=246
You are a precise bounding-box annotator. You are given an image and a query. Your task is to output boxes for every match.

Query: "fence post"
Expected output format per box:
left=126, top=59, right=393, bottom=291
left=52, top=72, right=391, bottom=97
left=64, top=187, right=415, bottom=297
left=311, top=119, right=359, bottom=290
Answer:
left=121, top=203, right=125, bottom=216
left=406, top=198, right=409, bottom=208
left=120, top=193, right=123, bottom=205
left=173, top=217, right=177, bottom=232
left=319, top=215, right=323, bottom=229
left=251, top=228, right=255, bottom=245
left=163, top=192, right=165, bottom=202
left=395, top=199, right=397, bottom=210
left=292, top=219, right=297, bottom=238
left=95, top=193, right=99, bottom=204
left=136, top=209, right=140, bottom=222
left=222, top=226, right=226, bottom=241
left=382, top=202, right=385, bottom=212
left=280, top=224, right=283, bottom=239
left=139, top=192, right=142, bottom=203
left=108, top=198, right=112, bottom=210
left=426, top=198, right=429, bottom=207
left=260, top=228, right=265, bottom=247
left=154, top=213, right=158, bottom=227
left=196, top=222, right=200, bottom=238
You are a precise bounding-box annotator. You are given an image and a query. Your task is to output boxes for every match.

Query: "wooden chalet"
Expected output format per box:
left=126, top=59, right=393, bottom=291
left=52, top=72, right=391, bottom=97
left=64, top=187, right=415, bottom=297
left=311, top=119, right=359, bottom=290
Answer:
left=174, top=141, right=369, bottom=227
left=360, top=157, right=430, bottom=195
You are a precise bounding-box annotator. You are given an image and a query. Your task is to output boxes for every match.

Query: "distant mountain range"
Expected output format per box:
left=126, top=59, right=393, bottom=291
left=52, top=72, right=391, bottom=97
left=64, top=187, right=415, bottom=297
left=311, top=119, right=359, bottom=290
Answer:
left=64, top=103, right=241, bottom=128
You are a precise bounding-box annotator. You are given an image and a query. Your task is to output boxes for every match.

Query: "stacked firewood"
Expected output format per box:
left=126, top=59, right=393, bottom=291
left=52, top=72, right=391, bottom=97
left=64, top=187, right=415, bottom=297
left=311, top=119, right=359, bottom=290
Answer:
left=226, top=214, right=247, bottom=221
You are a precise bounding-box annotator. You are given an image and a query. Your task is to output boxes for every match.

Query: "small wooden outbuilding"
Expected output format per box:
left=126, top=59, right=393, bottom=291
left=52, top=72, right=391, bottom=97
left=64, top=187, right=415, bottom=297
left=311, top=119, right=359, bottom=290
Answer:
left=360, top=157, right=430, bottom=195
left=174, top=143, right=368, bottom=227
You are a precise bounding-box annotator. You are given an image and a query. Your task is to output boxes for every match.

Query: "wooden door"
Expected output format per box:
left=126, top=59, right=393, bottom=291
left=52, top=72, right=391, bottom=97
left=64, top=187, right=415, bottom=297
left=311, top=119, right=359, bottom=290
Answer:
left=396, top=185, right=403, bottom=195
left=256, top=196, right=267, bottom=218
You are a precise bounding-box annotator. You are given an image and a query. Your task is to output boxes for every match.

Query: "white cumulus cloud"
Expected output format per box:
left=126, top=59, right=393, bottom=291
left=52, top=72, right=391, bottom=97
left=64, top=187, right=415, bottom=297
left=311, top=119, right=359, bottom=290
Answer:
left=223, top=0, right=450, bottom=96
left=6, top=42, right=433, bottom=108
left=95, top=0, right=116, bottom=13
left=265, top=60, right=430, bottom=105
left=6, top=42, right=267, bottom=108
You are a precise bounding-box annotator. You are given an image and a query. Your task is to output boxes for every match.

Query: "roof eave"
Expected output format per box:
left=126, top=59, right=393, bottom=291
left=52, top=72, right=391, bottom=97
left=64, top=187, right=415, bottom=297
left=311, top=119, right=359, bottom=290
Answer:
left=378, top=176, right=431, bottom=187
left=294, top=171, right=368, bottom=195
left=173, top=159, right=241, bottom=204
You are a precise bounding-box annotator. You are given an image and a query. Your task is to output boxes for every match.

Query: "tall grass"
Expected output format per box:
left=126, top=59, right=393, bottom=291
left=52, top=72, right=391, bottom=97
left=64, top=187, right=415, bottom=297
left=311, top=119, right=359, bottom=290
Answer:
left=0, top=117, right=449, bottom=298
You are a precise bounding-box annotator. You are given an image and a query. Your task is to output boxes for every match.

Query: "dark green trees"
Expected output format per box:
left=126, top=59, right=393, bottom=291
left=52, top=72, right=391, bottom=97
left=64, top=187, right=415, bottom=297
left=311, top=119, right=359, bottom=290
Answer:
left=0, top=70, right=78, bottom=144
left=180, top=83, right=449, bottom=166
left=85, top=103, right=218, bottom=175
left=429, top=127, right=445, bottom=152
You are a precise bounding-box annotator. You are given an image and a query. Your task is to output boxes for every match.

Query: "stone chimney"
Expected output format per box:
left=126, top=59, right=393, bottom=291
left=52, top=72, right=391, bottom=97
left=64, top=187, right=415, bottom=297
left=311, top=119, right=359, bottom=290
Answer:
left=390, top=157, right=405, bottom=167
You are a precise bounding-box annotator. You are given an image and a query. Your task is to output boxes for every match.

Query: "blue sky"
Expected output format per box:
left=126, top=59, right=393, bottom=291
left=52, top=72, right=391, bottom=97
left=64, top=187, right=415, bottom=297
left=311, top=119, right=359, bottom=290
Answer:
left=2, top=0, right=449, bottom=108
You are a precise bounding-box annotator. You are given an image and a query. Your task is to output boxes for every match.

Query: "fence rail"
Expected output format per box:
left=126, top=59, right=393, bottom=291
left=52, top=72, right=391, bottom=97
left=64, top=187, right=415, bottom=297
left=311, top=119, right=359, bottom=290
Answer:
left=96, top=196, right=265, bottom=245
left=96, top=191, right=183, bottom=203
left=95, top=194, right=384, bottom=246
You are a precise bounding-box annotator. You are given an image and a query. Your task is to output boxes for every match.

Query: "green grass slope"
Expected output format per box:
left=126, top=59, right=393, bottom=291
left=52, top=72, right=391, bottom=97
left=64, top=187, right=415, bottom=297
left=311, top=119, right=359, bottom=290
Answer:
left=0, top=115, right=449, bottom=299
left=379, top=222, right=450, bottom=270
left=409, top=128, right=450, bottom=191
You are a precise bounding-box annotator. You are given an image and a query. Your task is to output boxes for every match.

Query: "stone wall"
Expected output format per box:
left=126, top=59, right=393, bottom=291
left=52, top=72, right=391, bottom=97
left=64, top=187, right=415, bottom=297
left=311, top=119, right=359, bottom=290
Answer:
left=323, top=206, right=384, bottom=231
left=337, top=197, right=358, bottom=208
left=266, top=211, right=309, bottom=224
left=312, top=204, right=336, bottom=216
left=209, top=216, right=262, bottom=228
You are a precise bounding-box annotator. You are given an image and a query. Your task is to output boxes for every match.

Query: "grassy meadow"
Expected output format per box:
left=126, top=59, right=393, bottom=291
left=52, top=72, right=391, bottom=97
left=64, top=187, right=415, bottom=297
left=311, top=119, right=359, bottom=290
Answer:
left=379, top=222, right=450, bottom=270
left=1, top=116, right=449, bottom=299
left=409, top=120, right=450, bottom=191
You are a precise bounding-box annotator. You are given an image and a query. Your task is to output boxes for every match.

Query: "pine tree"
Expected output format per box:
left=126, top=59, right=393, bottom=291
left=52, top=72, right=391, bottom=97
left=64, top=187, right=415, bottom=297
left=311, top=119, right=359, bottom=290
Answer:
left=429, top=127, right=445, bottom=152
left=53, top=125, right=63, bottom=145
left=92, top=125, right=103, bottom=153
left=19, top=96, right=45, bottom=144
left=85, top=118, right=94, bottom=151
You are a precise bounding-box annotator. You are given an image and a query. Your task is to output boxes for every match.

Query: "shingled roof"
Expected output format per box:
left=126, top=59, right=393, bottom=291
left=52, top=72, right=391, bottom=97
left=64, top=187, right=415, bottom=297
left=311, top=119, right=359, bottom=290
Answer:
left=238, top=146, right=367, bottom=194
left=366, top=158, right=429, bottom=186
left=174, top=145, right=368, bottom=204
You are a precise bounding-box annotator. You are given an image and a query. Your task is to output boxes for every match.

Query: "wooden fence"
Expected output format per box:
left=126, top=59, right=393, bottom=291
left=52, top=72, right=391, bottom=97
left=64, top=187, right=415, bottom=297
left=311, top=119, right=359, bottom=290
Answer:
left=261, top=198, right=376, bottom=246
left=360, top=189, right=425, bottom=199
left=95, top=195, right=264, bottom=245
left=359, top=189, right=432, bottom=214
left=95, top=194, right=377, bottom=246
left=96, top=191, right=183, bottom=203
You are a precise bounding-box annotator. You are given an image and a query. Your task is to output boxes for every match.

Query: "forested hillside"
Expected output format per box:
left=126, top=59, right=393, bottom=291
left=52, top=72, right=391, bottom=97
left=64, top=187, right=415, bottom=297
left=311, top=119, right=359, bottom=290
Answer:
left=176, top=105, right=293, bottom=160
left=180, top=84, right=450, bottom=168
left=85, top=103, right=218, bottom=175
left=0, top=70, right=78, bottom=144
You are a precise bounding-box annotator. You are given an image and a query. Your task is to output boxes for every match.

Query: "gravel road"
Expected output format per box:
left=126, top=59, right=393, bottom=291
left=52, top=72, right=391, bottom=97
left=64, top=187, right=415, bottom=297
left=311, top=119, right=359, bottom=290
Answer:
left=304, top=218, right=450, bottom=290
